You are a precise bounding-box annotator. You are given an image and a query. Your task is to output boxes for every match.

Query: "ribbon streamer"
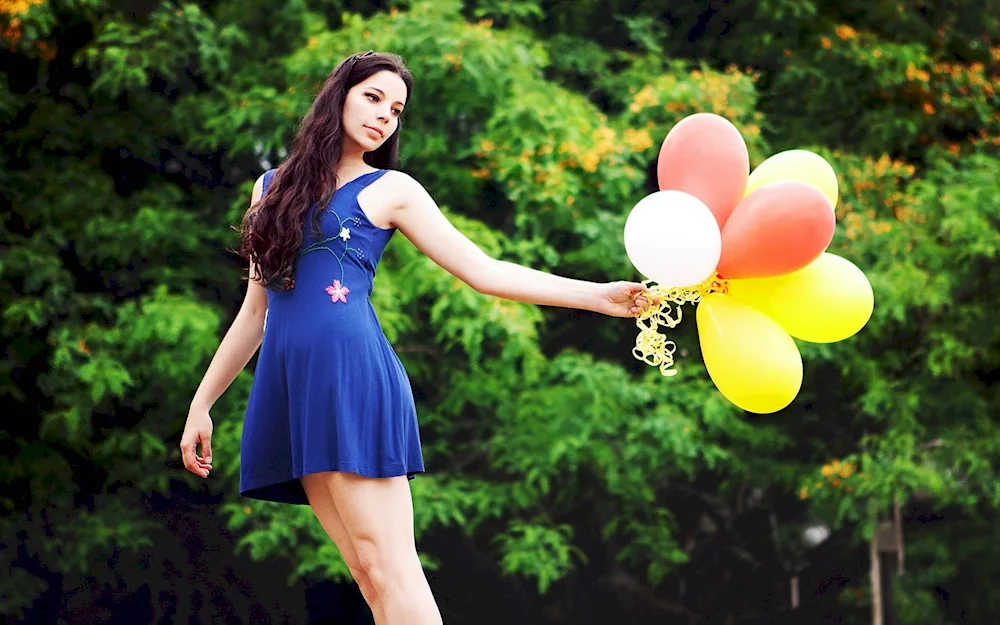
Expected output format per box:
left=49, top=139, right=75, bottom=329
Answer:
left=632, top=274, right=729, bottom=376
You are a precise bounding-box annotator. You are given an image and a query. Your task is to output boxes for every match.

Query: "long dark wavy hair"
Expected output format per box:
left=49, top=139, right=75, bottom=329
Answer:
left=239, top=51, right=413, bottom=291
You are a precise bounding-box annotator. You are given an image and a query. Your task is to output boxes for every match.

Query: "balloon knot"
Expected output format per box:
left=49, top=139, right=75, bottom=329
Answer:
left=632, top=274, right=729, bottom=376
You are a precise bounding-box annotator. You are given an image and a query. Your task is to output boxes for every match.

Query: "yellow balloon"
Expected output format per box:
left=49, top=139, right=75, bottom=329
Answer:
left=728, top=253, right=874, bottom=343
left=697, top=294, right=803, bottom=414
left=746, top=149, right=839, bottom=209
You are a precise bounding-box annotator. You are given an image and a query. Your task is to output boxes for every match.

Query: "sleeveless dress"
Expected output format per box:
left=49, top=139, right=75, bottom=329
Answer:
left=240, top=168, right=424, bottom=505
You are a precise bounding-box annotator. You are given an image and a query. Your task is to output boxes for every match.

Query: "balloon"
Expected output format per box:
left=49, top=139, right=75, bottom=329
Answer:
left=717, top=181, right=835, bottom=279
left=746, top=149, right=839, bottom=209
left=727, top=253, right=874, bottom=343
left=656, top=113, right=750, bottom=230
left=623, top=191, right=722, bottom=288
left=697, top=294, right=803, bottom=414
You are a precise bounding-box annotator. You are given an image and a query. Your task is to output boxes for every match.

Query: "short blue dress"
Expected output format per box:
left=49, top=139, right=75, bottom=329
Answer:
left=240, top=168, right=424, bottom=505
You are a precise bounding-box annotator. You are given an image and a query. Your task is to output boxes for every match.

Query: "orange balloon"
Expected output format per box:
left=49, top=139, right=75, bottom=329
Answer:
left=716, top=181, right=835, bottom=279
left=656, top=113, right=750, bottom=230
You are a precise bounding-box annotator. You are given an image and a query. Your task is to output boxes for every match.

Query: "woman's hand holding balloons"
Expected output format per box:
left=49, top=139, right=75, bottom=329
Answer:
left=622, top=114, right=875, bottom=414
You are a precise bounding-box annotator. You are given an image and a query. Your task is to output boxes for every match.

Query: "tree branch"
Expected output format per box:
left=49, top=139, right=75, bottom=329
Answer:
left=602, top=567, right=701, bottom=622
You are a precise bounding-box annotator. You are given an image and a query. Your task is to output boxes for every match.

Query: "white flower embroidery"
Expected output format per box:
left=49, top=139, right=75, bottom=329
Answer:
left=338, top=226, right=351, bottom=241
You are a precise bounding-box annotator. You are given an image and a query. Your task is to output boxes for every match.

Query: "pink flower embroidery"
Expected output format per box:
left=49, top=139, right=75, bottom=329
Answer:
left=325, top=279, right=350, bottom=303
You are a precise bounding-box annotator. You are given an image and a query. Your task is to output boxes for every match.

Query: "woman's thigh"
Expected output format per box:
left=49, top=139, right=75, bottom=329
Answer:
left=309, top=472, right=419, bottom=569
left=301, top=474, right=364, bottom=570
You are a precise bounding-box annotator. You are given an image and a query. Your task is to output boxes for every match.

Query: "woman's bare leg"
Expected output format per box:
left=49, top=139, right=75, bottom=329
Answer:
left=302, top=475, right=386, bottom=624
left=304, top=471, right=442, bottom=625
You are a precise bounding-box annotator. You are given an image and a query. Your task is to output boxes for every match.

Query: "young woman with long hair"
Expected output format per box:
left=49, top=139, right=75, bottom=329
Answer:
left=180, top=51, right=652, bottom=624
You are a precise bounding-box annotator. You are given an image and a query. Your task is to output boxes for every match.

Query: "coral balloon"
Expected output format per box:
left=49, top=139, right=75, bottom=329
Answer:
left=746, top=149, right=839, bottom=209
left=656, top=113, right=750, bottom=230
left=717, top=181, right=835, bottom=279
left=727, top=253, right=875, bottom=343
left=623, top=191, right=722, bottom=288
left=697, top=294, right=803, bottom=414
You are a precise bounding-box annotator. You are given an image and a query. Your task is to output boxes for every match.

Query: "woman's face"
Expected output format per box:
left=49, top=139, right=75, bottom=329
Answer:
left=342, top=70, right=407, bottom=152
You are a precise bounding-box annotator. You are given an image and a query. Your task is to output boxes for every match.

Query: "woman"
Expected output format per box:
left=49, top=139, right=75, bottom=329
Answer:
left=181, top=51, right=652, bottom=625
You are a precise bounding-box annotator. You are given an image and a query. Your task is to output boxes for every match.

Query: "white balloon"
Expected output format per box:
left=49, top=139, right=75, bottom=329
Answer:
left=623, top=191, right=722, bottom=288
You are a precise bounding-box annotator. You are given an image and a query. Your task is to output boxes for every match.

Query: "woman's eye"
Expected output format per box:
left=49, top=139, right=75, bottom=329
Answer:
left=366, top=93, right=378, bottom=102
left=392, top=109, right=401, bottom=116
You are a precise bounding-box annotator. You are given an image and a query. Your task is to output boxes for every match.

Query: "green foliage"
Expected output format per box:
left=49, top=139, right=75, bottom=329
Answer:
left=495, top=520, right=582, bottom=593
left=80, top=3, right=248, bottom=96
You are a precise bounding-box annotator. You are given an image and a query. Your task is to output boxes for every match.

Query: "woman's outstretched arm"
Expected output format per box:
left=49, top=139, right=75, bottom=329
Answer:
left=387, top=172, right=650, bottom=317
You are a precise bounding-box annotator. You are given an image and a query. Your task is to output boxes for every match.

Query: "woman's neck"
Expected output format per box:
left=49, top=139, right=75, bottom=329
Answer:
left=336, top=152, right=375, bottom=180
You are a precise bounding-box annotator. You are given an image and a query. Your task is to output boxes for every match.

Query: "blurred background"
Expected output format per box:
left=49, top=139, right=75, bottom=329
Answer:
left=2, top=0, right=999, bottom=623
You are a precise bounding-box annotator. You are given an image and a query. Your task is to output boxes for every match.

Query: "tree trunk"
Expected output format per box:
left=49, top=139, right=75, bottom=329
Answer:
left=893, top=495, right=905, bottom=574
left=880, top=552, right=898, bottom=625
left=870, top=528, right=883, bottom=625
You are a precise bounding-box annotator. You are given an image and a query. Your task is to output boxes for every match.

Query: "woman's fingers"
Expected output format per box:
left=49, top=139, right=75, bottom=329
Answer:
left=181, top=432, right=212, bottom=478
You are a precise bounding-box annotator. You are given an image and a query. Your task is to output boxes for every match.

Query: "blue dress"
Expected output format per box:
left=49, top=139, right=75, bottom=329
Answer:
left=240, top=168, right=424, bottom=505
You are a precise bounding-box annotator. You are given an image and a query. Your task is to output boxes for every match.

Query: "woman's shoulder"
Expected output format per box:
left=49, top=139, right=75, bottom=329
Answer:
left=378, top=169, right=427, bottom=197
left=375, top=169, right=433, bottom=210
left=380, top=168, right=417, bottom=185
left=251, top=168, right=279, bottom=202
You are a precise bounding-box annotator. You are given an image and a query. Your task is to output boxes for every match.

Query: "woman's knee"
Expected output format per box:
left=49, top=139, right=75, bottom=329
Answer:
left=347, top=564, right=378, bottom=600
left=353, top=537, right=418, bottom=593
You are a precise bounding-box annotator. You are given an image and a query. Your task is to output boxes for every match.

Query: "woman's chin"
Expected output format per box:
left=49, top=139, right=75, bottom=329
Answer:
left=353, top=134, right=382, bottom=151
left=343, top=136, right=379, bottom=154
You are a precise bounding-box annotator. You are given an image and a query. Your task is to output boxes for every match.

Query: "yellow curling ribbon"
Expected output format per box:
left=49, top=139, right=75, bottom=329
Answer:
left=632, top=274, right=729, bottom=376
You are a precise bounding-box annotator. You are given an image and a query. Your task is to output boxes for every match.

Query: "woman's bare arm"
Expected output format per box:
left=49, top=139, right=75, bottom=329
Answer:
left=181, top=174, right=269, bottom=477
left=189, top=174, right=270, bottom=411
left=187, top=277, right=268, bottom=413
left=387, top=171, right=647, bottom=317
